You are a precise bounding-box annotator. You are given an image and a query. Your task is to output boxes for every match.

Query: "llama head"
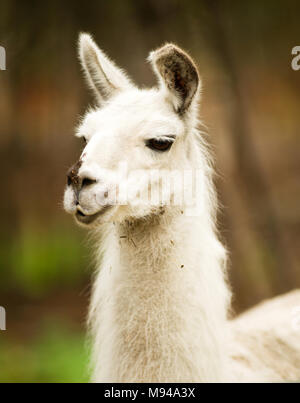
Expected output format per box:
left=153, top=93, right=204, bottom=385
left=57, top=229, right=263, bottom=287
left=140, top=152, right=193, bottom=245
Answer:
left=64, top=34, right=202, bottom=227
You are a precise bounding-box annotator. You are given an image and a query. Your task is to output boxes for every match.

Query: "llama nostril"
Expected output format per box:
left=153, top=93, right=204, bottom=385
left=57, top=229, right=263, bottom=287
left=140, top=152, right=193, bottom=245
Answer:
left=81, top=177, right=97, bottom=189
left=67, top=174, right=72, bottom=186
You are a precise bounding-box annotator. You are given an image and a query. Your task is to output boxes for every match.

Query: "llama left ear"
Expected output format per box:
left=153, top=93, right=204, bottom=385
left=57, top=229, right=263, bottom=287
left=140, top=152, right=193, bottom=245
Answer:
left=149, top=44, right=200, bottom=115
left=79, top=33, right=133, bottom=105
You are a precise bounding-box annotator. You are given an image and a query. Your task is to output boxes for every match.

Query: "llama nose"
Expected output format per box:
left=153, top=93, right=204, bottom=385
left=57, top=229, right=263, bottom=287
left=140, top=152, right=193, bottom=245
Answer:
left=67, top=161, right=82, bottom=187
left=67, top=162, right=97, bottom=189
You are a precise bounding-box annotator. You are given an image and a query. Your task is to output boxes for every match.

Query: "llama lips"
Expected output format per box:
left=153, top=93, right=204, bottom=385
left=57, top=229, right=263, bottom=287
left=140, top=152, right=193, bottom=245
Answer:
left=75, top=206, right=111, bottom=225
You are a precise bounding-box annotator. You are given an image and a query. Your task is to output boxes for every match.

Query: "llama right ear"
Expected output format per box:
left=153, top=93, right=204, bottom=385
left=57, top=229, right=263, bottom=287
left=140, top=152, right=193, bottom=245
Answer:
left=149, top=44, right=200, bottom=115
left=78, top=33, right=133, bottom=104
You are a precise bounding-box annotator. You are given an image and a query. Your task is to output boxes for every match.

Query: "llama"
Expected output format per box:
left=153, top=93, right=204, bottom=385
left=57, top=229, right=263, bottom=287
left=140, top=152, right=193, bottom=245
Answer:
left=64, top=33, right=300, bottom=382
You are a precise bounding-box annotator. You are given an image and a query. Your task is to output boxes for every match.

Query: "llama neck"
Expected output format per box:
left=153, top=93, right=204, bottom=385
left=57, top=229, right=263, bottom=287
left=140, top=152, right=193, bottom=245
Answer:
left=90, top=209, right=231, bottom=382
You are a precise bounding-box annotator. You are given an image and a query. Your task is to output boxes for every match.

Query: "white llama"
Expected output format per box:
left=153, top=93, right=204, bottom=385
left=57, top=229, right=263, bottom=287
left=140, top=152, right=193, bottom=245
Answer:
left=64, top=33, right=300, bottom=382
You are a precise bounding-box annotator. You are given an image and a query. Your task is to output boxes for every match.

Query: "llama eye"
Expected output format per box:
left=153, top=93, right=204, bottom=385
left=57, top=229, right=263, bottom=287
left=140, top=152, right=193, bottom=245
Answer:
left=82, top=136, right=87, bottom=144
left=146, top=138, right=173, bottom=152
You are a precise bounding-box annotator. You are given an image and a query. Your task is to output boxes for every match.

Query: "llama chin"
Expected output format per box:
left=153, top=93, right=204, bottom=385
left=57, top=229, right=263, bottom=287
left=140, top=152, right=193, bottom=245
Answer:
left=64, top=33, right=300, bottom=382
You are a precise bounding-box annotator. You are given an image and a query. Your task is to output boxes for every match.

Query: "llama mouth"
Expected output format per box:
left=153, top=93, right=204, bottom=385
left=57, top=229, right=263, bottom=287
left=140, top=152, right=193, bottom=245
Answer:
left=75, top=206, right=112, bottom=225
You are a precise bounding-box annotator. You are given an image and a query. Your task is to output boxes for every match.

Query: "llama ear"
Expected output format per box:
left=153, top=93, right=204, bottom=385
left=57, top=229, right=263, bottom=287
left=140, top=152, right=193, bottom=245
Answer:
left=149, top=44, right=200, bottom=114
left=78, top=33, right=133, bottom=104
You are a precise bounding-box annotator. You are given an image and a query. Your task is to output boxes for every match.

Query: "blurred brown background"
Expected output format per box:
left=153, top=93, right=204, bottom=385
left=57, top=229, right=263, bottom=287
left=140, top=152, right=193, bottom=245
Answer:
left=0, top=0, right=299, bottom=382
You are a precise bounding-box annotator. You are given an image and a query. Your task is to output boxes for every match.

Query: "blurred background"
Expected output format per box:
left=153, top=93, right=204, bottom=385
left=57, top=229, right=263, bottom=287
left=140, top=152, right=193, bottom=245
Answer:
left=0, top=0, right=299, bottom=382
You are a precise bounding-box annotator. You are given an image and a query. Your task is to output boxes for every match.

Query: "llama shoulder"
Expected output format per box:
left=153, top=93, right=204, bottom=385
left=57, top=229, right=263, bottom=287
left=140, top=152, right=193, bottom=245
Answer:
left=230, top=290, right=300, bottom=381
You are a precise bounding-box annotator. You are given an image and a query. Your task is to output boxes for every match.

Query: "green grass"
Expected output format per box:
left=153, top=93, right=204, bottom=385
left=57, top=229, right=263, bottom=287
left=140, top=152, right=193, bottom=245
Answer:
left=0, top=321, right=90, bottom=383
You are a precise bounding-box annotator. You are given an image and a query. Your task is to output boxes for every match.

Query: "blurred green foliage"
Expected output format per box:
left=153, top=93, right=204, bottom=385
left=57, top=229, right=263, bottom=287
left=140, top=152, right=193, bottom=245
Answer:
left=0, top=321, right=89, bottom=383
left=0, top=223, right=89, bottom=383
left=0, top=224, right=89, bottom=297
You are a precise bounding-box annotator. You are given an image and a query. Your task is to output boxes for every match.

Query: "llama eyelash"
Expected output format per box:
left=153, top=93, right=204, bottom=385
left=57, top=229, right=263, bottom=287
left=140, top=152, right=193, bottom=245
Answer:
left=145, top=135, right=176, bottom=152
left=145, top=137, right=175, bottom=152
left=148, top=135, right=176, bottom=142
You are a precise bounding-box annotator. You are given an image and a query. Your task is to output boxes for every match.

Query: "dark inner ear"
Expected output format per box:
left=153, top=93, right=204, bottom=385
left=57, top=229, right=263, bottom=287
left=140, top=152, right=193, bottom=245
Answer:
left=155, top=46, right=199, bottom=114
